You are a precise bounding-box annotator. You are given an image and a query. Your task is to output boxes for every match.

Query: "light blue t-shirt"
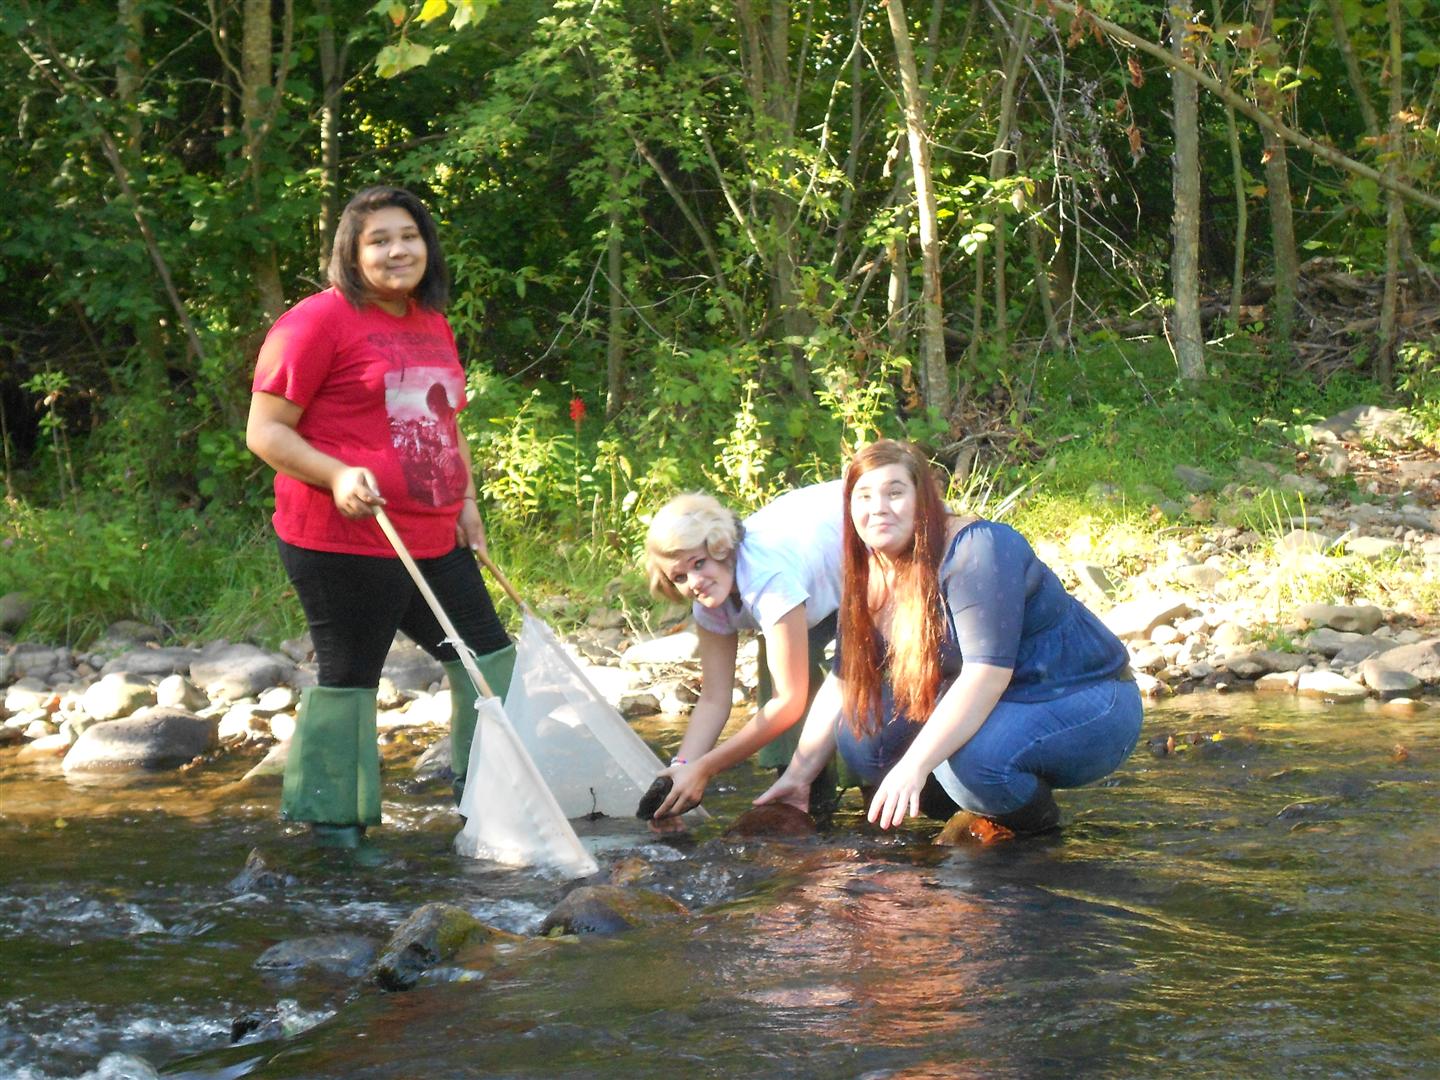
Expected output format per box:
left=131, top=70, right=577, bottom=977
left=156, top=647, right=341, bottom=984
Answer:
left=692, top=480, right=844, bottom=635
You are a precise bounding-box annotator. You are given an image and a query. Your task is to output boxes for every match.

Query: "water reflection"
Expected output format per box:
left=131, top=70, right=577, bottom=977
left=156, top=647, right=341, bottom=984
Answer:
left=0, top=695, right=1435, bottom=1078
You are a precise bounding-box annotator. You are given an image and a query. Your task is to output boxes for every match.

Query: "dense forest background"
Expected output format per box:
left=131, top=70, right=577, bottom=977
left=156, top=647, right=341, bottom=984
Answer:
left=1, top=0, right=1437, bottom=643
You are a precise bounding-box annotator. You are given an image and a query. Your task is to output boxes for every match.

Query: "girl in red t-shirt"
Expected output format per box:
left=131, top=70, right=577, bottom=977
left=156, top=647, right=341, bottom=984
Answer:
left=247, top=185, right=514, bottom=849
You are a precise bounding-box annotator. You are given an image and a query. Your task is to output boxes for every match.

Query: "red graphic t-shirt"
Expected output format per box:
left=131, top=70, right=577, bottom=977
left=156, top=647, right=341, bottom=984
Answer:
left=252, top=288, right=469, bottom=558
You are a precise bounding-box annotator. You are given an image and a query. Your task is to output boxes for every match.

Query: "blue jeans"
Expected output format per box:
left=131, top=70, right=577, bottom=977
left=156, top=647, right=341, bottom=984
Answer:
left=836, top=677, right=1143, bottom=817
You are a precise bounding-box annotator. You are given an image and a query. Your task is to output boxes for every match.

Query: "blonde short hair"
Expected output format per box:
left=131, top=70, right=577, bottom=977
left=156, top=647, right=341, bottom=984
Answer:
left=644, top=492, right=742, bottom=603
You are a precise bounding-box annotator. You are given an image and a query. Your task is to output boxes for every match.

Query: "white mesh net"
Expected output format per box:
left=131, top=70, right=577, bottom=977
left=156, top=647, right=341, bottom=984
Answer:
left=453, top=696, right=599, bottom=878
left=500, top=613, right=702, bottom=820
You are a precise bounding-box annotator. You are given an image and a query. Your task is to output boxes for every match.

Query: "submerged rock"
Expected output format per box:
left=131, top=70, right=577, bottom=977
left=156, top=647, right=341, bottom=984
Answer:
left=540, top=884, right=688, bottom=936
left=256, top=934, right=379, bottom=979
left=371, top=902, right=518, bottom=991
left=724, top=803, right=817, bottom=839
left=934, top=811, right=1016, bottom=846
left=228, top=848, right=296, bottom=893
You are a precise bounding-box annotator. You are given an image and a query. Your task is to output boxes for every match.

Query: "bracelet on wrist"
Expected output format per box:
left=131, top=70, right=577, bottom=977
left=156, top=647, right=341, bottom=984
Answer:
left=462, top=494, right=477, bottom=503
left=670, top=756, right=688, bottom=767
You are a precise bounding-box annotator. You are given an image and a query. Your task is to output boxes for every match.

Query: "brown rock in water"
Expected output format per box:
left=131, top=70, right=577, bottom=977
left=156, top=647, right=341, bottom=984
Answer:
left=934, top=811, right=1015, bottom=847
left=540, top=884, right=688, bottom=936
left=607, top=856, right=655, bottom=886
left=724, top=803, right=817, bottom=839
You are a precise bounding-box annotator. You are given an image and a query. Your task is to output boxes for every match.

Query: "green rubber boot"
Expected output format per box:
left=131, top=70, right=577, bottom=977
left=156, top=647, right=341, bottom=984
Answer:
left=446, top=643, right=516, bottom=802
left=281, top=686, right=381, bottom=829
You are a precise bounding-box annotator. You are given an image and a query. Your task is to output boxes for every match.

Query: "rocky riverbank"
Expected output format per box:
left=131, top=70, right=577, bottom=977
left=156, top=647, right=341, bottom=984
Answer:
left=3, top=403, right=1437, bottom=781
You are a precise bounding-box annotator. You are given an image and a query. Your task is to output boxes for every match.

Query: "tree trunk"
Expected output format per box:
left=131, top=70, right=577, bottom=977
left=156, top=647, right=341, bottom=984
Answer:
left=1325, top=0, right=1414, bottom=270
left=885, top=0, right=948, bottom=419
left=1324, top=0, right=1381, bottom=135
left=315, top=0, right=343, bottom=273
left=1376, top=0, right=1403, bottom=389
left=1169, top=0, right=1205, bottom=380
left=1255, top=0, right=1298, bottom=354
left=242, top=0, right=285, bottom=322
left=605, top=158, right=627, bottom=420
left=987, top=9, right=1033, bottom=345
left=1218, top=27, right=1249, bottom=330
left=735, top=0, right=812, bottom=399
left=887, top=208, right=909, bottom=351
left=116, top=0, right=144, bottom=157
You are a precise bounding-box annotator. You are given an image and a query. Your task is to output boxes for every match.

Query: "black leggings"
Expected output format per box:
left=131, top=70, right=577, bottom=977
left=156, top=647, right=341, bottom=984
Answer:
left=277, top=538, right=510, bottom=688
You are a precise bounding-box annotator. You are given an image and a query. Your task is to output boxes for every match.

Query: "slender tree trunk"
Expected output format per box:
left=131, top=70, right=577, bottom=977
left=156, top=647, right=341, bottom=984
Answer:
left=735, top=0, right=812, bottom=398
left=242, top=0, right=285, bottom=322
left=885, top=0, right=949, bottom=419
left=1324, top=0, right=1414, bottom=270
left=605, top=158, right=627, bottom=420
left=1169, top=0, right=1205, bottom=380
left=1324, top=0, right=1381, bottom=134
left=1033, top=173, right=1073, bottom=342
left=1255, top=0, right=1298, bottom=354
left=829, top=0, right=865, bottom=276
left=315, top=0, right=343, bottom=273
left=987, top=9, right=1033, bottom=344
left=887, top=210, right=909, bottom=351
left=1216, top=25, right=1250, bottom=330
left=116, top=0, right=144, bottom=157
left=1376, top=0, right=1403, bottom=389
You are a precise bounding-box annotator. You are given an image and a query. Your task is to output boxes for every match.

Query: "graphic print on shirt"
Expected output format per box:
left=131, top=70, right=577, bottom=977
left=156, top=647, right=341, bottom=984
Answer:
left=384, top=362, right=467, bottom=506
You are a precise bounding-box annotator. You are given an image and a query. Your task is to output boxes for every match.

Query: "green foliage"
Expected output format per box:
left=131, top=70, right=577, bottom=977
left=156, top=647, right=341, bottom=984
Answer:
left=1, top=0, right=1437, bottom=645
left=1396, top=335, right=1440, bottom=441
left=0, top=501, right=297, bottom=646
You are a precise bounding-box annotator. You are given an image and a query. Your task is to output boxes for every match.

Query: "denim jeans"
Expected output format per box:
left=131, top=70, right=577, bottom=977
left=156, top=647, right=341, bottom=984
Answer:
left=836, top=677, right=1143, bottom=817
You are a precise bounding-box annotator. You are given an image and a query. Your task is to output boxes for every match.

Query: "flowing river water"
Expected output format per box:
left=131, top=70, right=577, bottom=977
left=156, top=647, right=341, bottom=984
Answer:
left=1, top=695, right=1436, bottom=1079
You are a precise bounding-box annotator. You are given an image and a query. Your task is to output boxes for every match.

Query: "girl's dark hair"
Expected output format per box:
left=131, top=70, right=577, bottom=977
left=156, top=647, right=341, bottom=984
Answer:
left=838, top=440, right=949, bottom=737
left=328, top=185, right=449, bottom=312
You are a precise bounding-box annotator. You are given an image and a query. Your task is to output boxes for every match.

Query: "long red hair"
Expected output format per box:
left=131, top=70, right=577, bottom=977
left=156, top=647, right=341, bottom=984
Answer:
left=838, top=441, right=950, bottom=737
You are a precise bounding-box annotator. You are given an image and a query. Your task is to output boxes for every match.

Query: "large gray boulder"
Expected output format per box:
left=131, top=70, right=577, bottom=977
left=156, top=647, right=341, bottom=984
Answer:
left=380, top=639, right=445, bottom=692
left=190, top=643, right=294, bottom=702
left=1364, top=638, right=1440, bottom=684
left=1360, top=660, right=1421, bottom=699
left=1296, top=603, right=1385, bottom=635
left=10, top=644, right=64, bottom=681
left=62, top=707, right=217, bottom=772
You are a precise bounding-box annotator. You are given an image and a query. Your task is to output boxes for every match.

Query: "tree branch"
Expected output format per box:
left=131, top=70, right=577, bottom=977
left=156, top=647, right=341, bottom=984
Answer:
left=1036, top=0, right=1440, bottom=214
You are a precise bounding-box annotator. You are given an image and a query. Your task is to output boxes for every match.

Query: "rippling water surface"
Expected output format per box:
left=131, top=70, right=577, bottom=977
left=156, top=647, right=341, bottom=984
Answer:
left=1, top=696, right=1436, bottom=1079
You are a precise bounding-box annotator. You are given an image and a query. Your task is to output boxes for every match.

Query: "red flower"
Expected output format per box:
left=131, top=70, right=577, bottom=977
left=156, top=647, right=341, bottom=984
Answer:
left=569, top=396, right=586, bottom=423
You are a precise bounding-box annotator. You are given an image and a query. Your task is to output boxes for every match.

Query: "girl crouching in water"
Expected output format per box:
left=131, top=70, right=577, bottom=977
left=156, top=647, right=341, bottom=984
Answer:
left=759, top=440, right=1142, bottom=837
